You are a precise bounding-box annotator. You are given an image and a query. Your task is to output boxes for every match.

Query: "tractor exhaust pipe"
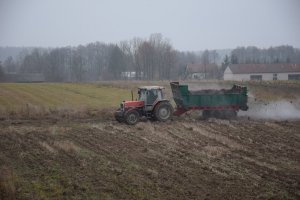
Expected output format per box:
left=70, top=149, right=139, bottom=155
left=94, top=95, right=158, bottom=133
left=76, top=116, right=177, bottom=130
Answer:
left=131, top=90, right=133, bottom=101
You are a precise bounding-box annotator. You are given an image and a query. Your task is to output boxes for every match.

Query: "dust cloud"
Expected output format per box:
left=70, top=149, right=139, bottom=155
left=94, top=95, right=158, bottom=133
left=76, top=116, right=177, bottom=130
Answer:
left=240, top=101, right=300, bottom=120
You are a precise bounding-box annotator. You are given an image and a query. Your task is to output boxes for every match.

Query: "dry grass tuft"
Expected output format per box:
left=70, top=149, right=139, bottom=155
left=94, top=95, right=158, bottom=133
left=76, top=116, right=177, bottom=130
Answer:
left=135, top=121, right=155, bottom=133
left=0, top=166, right=16, bottom=200
left=53, top=140, right=80, bottom=153
left=203, top=145, right=230, bottom=157
left=39, top=142, right=57, bottom=154
left=185, top=123, right=243, bottom=150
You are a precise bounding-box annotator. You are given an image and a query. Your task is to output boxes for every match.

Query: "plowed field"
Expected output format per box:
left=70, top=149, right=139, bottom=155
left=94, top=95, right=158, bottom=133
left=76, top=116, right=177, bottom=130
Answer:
left=0, top=116, right=299, bottom=199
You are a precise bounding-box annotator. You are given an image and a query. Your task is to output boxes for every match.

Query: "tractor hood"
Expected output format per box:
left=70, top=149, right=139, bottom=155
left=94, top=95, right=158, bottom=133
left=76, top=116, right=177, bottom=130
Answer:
left=123, top=100, right=144, bottom=108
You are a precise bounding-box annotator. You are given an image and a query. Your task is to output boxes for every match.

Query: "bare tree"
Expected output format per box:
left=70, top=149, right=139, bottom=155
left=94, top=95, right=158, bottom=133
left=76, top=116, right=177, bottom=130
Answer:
left=71, top=50, right=85, bottom=82
left=0, top=61, right=5, bottom=81
left=3, top=56, right=16, bottom=73
left=108, top=45, right=125, bottom=80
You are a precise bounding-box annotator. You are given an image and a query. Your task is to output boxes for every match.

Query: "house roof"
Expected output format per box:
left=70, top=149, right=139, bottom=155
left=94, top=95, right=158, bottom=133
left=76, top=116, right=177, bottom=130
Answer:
left=186, top=64, right=218, bottom=73
left=228, top=64, right=300, bottom=74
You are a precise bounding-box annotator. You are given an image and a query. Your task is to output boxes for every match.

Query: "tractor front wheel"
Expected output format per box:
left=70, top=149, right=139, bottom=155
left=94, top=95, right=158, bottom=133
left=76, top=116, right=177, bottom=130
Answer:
left=154, top=102, right=173, bottom=122
left=115, top=108, right=124, bottom=123
left=124, top=109, right=139, bottom=125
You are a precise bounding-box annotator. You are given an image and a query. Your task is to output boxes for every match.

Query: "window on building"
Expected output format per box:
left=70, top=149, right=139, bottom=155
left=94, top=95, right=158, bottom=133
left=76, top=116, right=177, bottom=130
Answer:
left=250, top=75, right=262, bottom=81
left=273, top=73, right=278, bottom=80
left=288, top=74, right=300, bottom=80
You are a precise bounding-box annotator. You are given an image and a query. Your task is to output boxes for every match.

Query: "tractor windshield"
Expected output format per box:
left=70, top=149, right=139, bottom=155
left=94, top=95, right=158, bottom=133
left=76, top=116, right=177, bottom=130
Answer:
left=152, top=89, right=163, bottom=100
left=138, top=89, right=163, bottom=104
left=138, top=89, right=147, bottom=101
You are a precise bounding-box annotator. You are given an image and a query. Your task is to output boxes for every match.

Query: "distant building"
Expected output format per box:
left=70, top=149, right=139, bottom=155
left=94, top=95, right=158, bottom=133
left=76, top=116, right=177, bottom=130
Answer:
left=4, top=72, right=45, bottom=82
left=224, top=64, right=300, bottom=81
left=120, top=71, right=144, bottom=80
left=185, top=64, right=219, bottom=80
left=121, top=71, right=136, bottom=79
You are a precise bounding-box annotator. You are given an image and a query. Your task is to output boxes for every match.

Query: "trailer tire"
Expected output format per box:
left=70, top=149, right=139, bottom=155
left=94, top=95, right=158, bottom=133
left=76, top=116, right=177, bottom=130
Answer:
left=202, top=110, right=211, bottom=119
left=154, top=102, right=173, bottom=122
left=224, top=110, right=237, bottom=119
left=124, top=109, right=139, bottom=125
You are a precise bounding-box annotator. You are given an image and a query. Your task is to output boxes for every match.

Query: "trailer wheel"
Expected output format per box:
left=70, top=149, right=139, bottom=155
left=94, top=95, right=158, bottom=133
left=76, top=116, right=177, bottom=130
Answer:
left=124, top=109, right=139, bottom=125
left=202, top=110, right=211, bottom=119
left=212, top=110, right=222, bottom=118
left=224, top=110, right=237, bottom=119
left=154, top=102, right=173, bottom=121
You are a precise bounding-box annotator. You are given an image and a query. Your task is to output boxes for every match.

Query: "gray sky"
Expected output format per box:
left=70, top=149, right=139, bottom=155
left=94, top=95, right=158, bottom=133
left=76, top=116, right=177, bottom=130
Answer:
left=0, top=0, right=299, bottom=51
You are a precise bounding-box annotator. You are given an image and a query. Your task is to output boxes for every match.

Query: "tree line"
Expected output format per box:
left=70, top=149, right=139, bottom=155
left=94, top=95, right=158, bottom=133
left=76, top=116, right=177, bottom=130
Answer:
left=0, top=34, right=299, bottom=82
left=230, top=46, right=300, bottom=64
left=1, top=34, right=181, bottom=81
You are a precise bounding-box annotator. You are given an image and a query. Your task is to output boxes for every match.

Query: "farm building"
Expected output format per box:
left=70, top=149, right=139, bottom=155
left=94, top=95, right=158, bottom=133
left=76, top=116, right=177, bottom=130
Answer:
left=223, top=64, right=300, bottom=81
left=120, top=71, right=144, bottom=80
left=121, top=71, right=136, bottom=80
left=185, top=64, right=219, bottom=79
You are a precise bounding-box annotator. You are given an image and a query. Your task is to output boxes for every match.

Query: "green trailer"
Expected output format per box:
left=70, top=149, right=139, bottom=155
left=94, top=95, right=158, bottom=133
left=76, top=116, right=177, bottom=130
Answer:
left=170, top=82, right=248, bottom=118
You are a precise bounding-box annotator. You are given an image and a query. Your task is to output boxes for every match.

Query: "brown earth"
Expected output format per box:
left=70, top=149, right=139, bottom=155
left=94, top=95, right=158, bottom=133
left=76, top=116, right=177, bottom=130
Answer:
left=0, top=114, right=299, bottom=200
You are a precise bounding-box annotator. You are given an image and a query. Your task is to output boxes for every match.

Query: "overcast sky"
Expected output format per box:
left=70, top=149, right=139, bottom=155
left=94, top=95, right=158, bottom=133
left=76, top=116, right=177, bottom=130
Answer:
left=0, top=0, right=299, bottom=51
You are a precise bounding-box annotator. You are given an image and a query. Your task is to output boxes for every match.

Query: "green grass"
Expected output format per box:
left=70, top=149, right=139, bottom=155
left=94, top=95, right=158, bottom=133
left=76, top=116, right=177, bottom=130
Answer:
left=0, top=83, right=132, bottom=111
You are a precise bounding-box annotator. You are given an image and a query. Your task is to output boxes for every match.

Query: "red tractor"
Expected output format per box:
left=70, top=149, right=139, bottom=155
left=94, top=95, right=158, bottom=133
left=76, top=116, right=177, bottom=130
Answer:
left=115, top=86, right=174, bottom=125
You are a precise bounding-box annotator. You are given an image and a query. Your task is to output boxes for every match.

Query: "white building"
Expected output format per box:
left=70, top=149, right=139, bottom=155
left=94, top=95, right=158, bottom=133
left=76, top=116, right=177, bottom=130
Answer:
left=121, top=71, right=144, bottom=80
left=224, top=64, right=300, bottom=81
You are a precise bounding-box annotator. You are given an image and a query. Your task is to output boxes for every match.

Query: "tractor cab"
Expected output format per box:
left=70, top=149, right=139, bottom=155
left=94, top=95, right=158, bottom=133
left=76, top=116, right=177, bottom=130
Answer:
left=138, top=86, right=164, bottom=110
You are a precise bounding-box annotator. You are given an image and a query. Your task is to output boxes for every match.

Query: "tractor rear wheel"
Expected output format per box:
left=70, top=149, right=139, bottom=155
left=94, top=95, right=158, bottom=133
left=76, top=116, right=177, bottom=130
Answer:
left=154, top=102, right=173, bottom=122
left=124, top=109, right=139, bottom=125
